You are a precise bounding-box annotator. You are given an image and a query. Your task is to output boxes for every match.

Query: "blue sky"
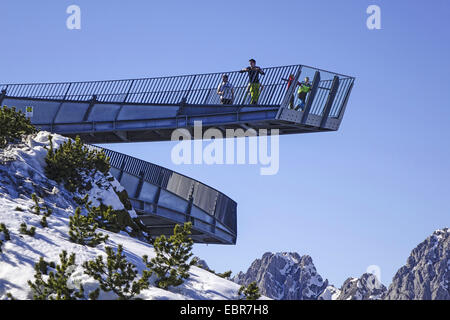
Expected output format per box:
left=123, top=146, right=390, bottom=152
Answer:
left=1, top=0, right=449, bottom=287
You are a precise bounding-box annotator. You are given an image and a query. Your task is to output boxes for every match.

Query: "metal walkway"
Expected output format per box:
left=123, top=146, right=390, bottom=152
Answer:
left=0, top=64, right=354, bottom=143
left=0, top=64, right=355, bottom=244
left=94, top=146, right=237, bottom=245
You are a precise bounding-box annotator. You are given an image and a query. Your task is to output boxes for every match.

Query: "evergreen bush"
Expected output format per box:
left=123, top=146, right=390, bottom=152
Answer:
left=0, top=223, right=11, bottom=254
left=19, top=223, right=35, bottom=237
left=44, top=135, right=110, bottom=193
left=143, top=222, right=195, bottom=289
left=69, top=207, right=108, bottom=247
left=28, top=251, right=86, bottom=300
left=238, top=281, right=261, bottom=300
left=0, top=106, right=36, bottom=148
left=83, top=245, right=150, bottom=300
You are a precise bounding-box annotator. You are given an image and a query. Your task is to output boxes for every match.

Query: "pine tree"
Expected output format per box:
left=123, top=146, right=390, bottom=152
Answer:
left=19, top=223, right=36, bottom=237
left=143, top=222, right=195, bottom=289
left=0, top=106, right=36, bottom=148
left=45, top=135, right=110, bottom=193
left=69, top=207, right=108, bottom=247
left=83, top=245, right=150, bottom=300
left=238, top=281, right=261, bottom=300
left=28, top=251, right=86, bottom=300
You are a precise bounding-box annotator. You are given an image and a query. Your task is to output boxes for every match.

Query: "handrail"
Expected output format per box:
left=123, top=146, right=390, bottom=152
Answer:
left=0, top=64, right=354, bottom=109
left=88, top=145, right=237, bottom=234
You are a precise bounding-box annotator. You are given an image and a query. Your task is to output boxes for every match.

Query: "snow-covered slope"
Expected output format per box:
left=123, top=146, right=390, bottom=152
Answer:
left=0, top=132, right=242, bottom=300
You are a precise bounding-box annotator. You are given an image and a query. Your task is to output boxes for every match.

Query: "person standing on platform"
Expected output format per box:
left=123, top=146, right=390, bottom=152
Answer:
left=282, top=74, right=301, bottom=109
left=217, top=74, right=234, bottom=105
left=240, top=59, right=265, bottom=105
left=295, top=77, right=312, bottom=111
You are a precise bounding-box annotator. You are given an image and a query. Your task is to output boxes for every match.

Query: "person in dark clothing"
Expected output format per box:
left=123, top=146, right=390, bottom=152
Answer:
left=282, top=74, right=301, bottom=109
left=295, top=77, right=312, bottom=111
left=239, top=59, right=265, bottom=105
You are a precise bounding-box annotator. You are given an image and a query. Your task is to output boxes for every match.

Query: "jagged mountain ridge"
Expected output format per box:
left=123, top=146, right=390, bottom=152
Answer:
left=384, top=228, right=449, bottom=300
left=232, top=252, right=328, bottom=300
left=233, top=229, right=449, bottom=300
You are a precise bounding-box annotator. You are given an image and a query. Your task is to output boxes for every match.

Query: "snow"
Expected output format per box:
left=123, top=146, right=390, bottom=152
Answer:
left=319, top=285, right=341, bottom=300
left=0, top=132, right=243, bottom=300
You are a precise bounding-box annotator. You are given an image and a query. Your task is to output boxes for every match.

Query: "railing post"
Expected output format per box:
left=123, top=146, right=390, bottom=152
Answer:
left=182, top=75, right=196, bottom=104
left=62, top=83, right=72, bottom=100
left=301, top=71, right=321, bottom=125
left=320, top=76, right=340, bottom=128
left=0, top=89, right=7, bottom=105
left=122, top=80, right=135, bottom=103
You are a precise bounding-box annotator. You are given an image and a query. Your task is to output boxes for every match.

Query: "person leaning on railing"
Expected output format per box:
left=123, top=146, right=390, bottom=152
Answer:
left=240, top=59, right=265, bottom=105
left=217, top=74, right=234, bottom=105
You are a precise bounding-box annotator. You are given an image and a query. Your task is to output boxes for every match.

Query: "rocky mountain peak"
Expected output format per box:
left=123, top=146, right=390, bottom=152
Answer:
left=384, top=228, right=449, bottom=300
left=233, top=252, right=328, bottom=300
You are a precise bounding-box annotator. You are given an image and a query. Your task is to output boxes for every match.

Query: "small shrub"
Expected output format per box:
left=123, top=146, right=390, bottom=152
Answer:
left=79, top=195, right=137, bottom=235
left=0, top=223, right=11, bottom=254
left=217, top=270, right=233, bottom=279
left=19, top=223, right=35, bottom=237
left=28, top=251, right=85, bottom=300
left=15, top=206, right=24, bottom=212
left=69, top=207, right=108, bottom=247
left=31, top=193, right=41, bottom=215
left=0, top=223, right=11, bottom=241
left=0, top=106, right=36, bottom=149
left=44, top=135, right=110, bottom=193
left=143, top=222, right=195, bottom=289
left=238, top=281, right=261, bottom=300
left=40, top=216, right=48, bottom=228
left=83, top=245, right=150, bottom=300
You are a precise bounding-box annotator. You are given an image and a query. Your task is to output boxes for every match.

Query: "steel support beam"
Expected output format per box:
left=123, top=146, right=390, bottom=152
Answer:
left=320, top=76, right=340, bottom=128
left=301, top=71, right=321, bottom=125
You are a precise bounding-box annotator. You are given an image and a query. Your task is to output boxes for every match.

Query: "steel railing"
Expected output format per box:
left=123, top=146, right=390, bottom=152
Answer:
left=88, top=145, right=237, bottom=235
left=0, top=64, right=354, bottom=118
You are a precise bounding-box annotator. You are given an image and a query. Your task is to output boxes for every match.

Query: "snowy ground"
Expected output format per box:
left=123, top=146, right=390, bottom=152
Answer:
left=0, top=132, right=244, bottom=300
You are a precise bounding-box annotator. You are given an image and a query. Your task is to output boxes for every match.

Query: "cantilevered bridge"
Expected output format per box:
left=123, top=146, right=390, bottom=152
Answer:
left=0, top=64, right=355, bottom=245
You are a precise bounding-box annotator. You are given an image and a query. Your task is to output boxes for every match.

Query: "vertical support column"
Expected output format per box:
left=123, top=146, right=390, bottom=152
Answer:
left=301, top=71, right=321, bottom=125
left=117, top=157, right=126, bottom=182
left=337, top=80, right=354, bottom=122
left=152, top=170, right=164, bottom=214
left=185, top=196, right=194, bottom=223
left=320, top=76, right=340, bottom=128
left=135, top=171, right=145, bottom=199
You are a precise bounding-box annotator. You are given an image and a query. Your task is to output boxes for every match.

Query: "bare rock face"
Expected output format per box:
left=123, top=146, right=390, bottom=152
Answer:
left=233, top=252, right=328, bottom=300
left=336, top=273, right=386, bottom=300
left=384, top=228, right=449, bottom=300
